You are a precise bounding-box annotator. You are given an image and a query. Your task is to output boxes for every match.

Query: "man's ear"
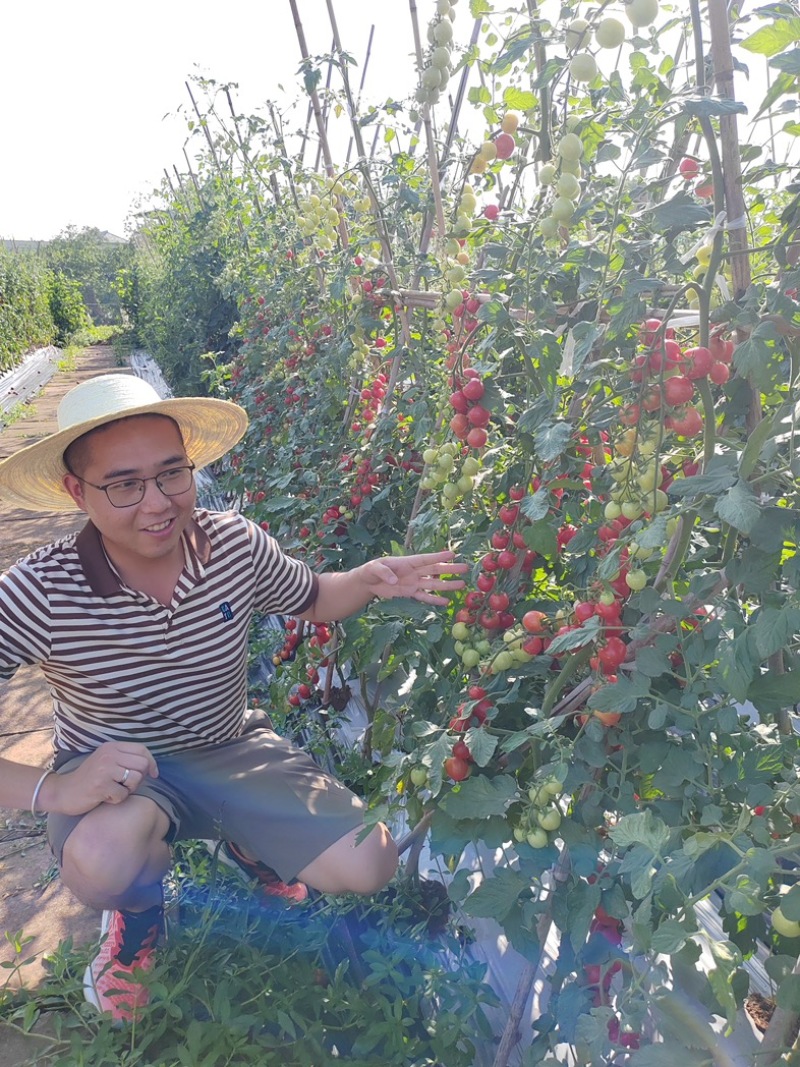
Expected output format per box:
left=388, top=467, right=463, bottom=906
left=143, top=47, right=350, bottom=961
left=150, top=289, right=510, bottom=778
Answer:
left=62, top=473, right=88, bottom=513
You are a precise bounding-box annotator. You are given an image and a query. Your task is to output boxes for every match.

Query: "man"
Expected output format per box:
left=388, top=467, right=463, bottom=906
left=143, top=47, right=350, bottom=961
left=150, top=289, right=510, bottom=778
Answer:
left=0, top=372, right=466, bottom=1022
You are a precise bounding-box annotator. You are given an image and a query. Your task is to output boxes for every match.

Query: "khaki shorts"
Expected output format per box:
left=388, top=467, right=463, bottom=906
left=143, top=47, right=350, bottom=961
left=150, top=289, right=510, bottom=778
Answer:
left=46, top=712, right=366, bottom=883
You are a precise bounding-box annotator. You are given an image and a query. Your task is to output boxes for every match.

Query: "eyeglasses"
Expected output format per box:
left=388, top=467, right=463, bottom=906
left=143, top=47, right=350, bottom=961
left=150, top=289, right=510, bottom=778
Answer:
left=77, top=464, right=196, bottom=508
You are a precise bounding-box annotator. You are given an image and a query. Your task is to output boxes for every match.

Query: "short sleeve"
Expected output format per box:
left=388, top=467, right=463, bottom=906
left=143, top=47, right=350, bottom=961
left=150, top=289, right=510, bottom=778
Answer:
left=246, top=519, right=319, bottom=616
left=0, top=563, right=53, bottom=682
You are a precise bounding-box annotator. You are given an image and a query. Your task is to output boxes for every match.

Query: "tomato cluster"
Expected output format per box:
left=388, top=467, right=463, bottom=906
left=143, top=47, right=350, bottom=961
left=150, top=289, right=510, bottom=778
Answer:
left=448, top=368, right=492, bottom=450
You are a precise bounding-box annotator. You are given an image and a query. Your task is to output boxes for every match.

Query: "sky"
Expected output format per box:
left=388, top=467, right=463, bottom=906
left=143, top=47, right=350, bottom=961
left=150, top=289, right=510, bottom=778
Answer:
left=0, top=1, right=427, bottom=240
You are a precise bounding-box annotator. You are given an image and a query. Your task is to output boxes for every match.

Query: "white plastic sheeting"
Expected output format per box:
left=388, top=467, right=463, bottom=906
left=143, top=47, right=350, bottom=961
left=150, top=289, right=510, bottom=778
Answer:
left=0, top=345, right=62, bottom=427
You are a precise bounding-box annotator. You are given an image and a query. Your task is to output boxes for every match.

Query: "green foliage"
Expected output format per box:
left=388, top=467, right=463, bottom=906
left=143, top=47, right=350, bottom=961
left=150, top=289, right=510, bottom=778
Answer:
left=0, top=845, right=496, bottom=1066
left=129, top=201, right=239, bottom=395
left=0, top=248, right=55, bottom=370
left=46, top=271, right=90, bottom=345
left=42, top=226, right=133, bottom=326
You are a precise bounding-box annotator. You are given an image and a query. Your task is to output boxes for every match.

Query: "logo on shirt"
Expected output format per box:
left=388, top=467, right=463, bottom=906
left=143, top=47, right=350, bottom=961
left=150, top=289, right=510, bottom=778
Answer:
left=219, top=602, right=234, bottom=621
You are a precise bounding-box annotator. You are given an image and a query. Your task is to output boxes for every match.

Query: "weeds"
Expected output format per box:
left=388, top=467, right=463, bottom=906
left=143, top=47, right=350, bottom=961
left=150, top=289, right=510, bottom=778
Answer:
left=0, top=841, right=497, bottom=1066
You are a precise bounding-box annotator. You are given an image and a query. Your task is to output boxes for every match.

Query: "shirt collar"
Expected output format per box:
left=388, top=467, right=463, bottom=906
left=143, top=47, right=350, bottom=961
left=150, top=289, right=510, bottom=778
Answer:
left=75, top=516, right=212, bottom=596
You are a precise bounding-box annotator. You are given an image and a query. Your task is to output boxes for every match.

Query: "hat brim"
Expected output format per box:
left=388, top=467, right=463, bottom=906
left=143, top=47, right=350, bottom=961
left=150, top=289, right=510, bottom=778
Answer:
left=0, top=397, right=248, bottom=512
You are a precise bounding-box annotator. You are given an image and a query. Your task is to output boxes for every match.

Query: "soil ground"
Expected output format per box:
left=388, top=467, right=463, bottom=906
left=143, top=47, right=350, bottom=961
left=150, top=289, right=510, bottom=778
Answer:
left=0, top=347, right=122, bottom=1047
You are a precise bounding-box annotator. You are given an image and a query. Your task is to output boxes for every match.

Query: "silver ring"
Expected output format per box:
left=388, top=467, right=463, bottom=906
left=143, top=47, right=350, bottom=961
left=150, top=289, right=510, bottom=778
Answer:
left=120, top=768, right=131, bottom=786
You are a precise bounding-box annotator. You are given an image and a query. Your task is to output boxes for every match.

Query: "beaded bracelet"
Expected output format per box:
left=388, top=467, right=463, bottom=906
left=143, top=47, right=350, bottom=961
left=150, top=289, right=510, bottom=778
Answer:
left=31, top=769, right=54, bottom=819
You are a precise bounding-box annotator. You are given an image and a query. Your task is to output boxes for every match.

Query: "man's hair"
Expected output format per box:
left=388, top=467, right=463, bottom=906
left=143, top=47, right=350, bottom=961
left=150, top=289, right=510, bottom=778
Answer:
left=63, top=413, right=183, bottom=478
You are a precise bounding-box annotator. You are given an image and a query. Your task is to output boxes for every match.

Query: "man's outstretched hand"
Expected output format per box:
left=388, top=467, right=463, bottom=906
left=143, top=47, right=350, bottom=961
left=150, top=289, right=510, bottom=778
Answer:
left=359, top=550, right=469, bottom=605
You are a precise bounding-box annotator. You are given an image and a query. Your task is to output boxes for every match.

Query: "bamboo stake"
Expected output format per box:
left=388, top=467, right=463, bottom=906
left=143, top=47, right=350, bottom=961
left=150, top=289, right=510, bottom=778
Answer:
left=172, top=165, right=192, bottom=206
left=185, top=80, right=223, bottom=177
left=224, top=86, right=267, bottom=213
left=345, top=24, right=375, bottom=165
left=288, top=0, right=350, bottom=249
left=760, top=954, right=800, bottom=1064
left=439, top=17, right=482, bottom=167
left=408, top=0, right=447, bottom=239
left=323, top=0, right=414, bottom=409
left=299, top=98, right=314, bottom=168
left=268, top=103, right=301, bottom=210
left=182, top=147, right=206, bottom=207
left=314, top=38, right=337, bottom=174
left=491, top=961, right=538, bottom=1067
left=325, top=6, right=410, bottom=263
left=705, top=0, right=762, bottom=430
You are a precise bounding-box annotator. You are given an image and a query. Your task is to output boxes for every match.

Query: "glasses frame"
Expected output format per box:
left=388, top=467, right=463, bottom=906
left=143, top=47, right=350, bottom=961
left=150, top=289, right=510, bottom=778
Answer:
left=75, top=463, right=197, bottom=509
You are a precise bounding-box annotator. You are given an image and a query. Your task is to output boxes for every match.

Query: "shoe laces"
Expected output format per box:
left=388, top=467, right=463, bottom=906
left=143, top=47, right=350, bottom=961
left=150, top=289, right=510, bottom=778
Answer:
left=115, top=905, right=163, bottom=967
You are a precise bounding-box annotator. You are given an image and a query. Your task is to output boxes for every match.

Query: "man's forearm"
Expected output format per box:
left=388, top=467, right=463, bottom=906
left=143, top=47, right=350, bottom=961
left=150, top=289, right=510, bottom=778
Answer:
left=0, top=756, right=52, bottom=812
left=298, top=565, right=375, bottom=623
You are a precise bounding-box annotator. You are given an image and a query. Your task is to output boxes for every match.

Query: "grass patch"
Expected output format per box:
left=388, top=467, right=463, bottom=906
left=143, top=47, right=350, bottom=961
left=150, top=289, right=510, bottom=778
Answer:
left=0, top=842, right=497, bottom=1066
left=0, top=400, right=35, bottom=430
left=66, top=324, right=125, bottom=350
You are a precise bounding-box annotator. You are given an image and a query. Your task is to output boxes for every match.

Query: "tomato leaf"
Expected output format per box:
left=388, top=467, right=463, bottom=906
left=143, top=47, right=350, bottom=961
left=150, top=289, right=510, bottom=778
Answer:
left=715, top=480, right=762, bottom=534
left=545, top=616, right=601, bottom=654
left=534, top=420, right=573, bottom=462
left=627, top=1046, right=708, bottom=1067
left=461, top=868, right=530, bottom=920
left=740, top=17, right=800, bottom=56
left=707, top=961, right=741, bottom=1031
left=648, top=192, right=712, bottom=233
left=437, top=773, right=517, bottom=819
left=519, top=486, right=551, bottom=522
left=650, top=919, right=691, bottom=954
left=717, top=633, right=756, bottom=702
left=780, top=885, right=800, bottom=922
left=502, top=87, right=536, bottom=111
left=609, top=810, right=670, bottom=853
left=777, top=975, right=800, bottom=1012
left=668, top=459, right=737, bottom=498
left=464, top=727, right=498, bottom=767
left=747, top=670, right=799, bottom=715
left=751, top=605, right=800, bottom=659
left=681, top=96, right=748, bottom=117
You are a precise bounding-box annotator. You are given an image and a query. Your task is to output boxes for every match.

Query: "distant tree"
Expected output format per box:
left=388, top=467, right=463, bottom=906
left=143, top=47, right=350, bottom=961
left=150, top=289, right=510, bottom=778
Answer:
left=43, top=226, right=132, bottom=325
left=47, top=271, right=90, bottom=344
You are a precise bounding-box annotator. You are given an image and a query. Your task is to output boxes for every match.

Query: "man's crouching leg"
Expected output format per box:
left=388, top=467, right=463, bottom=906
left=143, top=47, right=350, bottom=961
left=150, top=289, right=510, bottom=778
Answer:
left=296, top=821, right=398, bottom=896
left=60, top=795, right=171, bottom=911
left=60, top=797, right=171, bottom=1023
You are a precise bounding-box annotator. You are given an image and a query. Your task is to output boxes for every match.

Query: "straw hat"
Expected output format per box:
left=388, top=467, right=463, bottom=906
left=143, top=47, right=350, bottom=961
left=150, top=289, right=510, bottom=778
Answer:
left=0, top=373, right=248, bottom=512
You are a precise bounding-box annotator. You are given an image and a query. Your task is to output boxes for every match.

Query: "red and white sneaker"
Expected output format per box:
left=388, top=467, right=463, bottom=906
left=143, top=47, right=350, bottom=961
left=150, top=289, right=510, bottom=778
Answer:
left=222, top=840, right=309, bottom=904
left=83, top=904, right=163, bottom=1022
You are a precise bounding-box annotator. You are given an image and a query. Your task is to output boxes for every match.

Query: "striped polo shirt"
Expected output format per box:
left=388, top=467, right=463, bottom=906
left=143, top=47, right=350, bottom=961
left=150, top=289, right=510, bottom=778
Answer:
left=0, top=509, right=318, bottom=755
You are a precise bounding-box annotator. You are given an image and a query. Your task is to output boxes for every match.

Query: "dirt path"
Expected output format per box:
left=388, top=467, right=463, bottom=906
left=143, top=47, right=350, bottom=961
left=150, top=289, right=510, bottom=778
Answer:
left=0, top=346, right=122, bottom=997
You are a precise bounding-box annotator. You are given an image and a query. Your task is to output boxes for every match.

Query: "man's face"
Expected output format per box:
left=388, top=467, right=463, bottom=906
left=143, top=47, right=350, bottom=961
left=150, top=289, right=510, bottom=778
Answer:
left=63, top=414, right=197, bottom=569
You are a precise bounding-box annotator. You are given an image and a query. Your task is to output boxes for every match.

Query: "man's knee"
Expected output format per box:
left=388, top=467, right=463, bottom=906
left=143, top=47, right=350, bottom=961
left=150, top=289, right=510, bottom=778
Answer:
left=298, top=822, right=398, bottom=896
left=352, top=827, right=398, bottom=894
left=61, top=797, right=170, bottom=905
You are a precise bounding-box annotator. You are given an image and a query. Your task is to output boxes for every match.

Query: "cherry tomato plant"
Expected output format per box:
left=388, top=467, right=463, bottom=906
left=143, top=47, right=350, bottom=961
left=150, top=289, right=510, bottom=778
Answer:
left=133, top=1, right=800, bottom=1062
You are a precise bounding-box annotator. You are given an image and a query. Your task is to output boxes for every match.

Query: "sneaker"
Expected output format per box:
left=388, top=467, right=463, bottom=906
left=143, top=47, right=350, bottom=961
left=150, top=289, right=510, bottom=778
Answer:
left=222, top=840, right=309, bottom=904
left=83, top=903, right=163, bottom=1022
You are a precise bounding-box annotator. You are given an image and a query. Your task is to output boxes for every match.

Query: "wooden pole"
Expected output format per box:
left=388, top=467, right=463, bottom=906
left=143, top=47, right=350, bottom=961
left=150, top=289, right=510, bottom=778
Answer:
left=314, top=38, right=337, bottom=174
left=288, top=0, right=350, bottom=249
left=182, top=147, right=206, bottom=207
left=408, top=0, right=447, bottom=240
left=324, top=0, right=413, bottom=397
left=440, top=18, right=481, bottom=167
left=345, top=24, right=375, bottom=165
left=705, top=0, right=762, bottom=428
left=224, top=86, right=267, bottom=213
left=185, top=81, right=223, bottom=177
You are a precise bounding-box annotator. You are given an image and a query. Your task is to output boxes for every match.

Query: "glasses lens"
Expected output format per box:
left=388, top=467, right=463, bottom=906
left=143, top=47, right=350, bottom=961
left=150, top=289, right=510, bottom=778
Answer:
left=106, top=480, right=146, bottom=507
left=157, top=466, right=194, bottom=496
